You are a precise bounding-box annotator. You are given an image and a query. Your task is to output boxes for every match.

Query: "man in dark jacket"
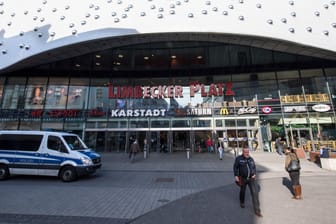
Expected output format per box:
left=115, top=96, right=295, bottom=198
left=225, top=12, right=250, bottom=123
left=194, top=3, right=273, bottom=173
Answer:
left=233, top=148, right=262, bottom=217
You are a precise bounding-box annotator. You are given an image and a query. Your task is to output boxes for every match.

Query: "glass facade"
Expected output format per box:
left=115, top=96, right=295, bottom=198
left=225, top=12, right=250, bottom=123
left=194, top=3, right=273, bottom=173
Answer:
left=0, top=41, right=335, bottom=153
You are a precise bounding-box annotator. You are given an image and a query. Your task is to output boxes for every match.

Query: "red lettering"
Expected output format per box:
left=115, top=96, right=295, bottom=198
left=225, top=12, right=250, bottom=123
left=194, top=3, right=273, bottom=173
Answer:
left=190, top=84, right=200, bottom=97
left=121, top=86, right=134, bottom=98
left=89, top=109, right=105, bottom=117
left=208, top=84, right=218, bottom=96
left=225, top=82, right=234, bottom=96
left=167, top=86, right=174, bottom=98
left=175, top=85, right=183, bottom=98
left=108, top=84, right=121, bottom=98
left=134, top=86, right=143, bottom=98
left=31, top=110, right=43, bottom=117
left=201, top=84, right=207, bottom=97
left=47, top=109, right=79, bottom=118
left=217, top=83, right=224, bottom=96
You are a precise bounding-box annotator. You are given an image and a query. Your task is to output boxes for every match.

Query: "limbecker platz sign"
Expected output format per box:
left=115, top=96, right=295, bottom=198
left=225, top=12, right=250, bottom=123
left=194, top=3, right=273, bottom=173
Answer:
left=109, top=82, right=234, bottom=99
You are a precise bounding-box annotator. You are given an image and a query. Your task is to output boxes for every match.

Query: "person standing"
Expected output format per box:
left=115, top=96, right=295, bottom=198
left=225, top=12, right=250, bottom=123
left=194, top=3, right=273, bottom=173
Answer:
left=284, top=147, right=302, bottom=200
left=233, top=148, right=262, bottom=217
left=206, top=136, right=213, bottom=152
left=217, top=141, right=224, bottom=160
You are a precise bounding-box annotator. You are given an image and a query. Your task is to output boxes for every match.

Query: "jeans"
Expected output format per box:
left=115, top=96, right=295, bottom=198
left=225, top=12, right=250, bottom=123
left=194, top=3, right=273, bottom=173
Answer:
left=239, top=177, right=261, bottom=213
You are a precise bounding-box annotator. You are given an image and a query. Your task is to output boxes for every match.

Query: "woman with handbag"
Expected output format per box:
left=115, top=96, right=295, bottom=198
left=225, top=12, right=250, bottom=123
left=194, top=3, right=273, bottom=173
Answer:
left=284, top=147, right=302, bottom=200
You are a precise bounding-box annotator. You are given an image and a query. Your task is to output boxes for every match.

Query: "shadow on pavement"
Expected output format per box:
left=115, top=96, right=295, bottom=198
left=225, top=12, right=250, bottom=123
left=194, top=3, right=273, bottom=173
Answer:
left=129, top=183, right=257, bottom=224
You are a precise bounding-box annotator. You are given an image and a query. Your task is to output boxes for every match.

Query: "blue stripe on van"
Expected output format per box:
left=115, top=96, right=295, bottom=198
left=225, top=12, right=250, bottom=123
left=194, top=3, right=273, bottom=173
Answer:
left=77, top=150, right=100, bottom=159
left=0, top=150, right=16, bottom=163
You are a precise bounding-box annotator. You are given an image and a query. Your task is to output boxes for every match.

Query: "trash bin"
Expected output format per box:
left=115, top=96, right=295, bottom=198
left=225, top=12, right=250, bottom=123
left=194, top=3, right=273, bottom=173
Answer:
left=321, top=148, right=329, bottom=158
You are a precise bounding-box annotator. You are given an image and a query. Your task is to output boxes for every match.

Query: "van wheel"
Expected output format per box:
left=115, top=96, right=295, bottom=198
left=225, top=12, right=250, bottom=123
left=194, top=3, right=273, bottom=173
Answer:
left=0, top=164, right=9, bottom=180
left=60, top=166, right=77, bottom=182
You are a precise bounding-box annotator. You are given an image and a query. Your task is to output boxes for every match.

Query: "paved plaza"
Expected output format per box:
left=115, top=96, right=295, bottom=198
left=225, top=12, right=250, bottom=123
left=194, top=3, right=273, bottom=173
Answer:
left=1, top=150, right=336, bottom=224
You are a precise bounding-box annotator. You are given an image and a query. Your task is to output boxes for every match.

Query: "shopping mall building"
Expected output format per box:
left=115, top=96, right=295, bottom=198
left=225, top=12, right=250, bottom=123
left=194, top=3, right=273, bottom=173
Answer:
left=0, top=0, right=336, bottom=153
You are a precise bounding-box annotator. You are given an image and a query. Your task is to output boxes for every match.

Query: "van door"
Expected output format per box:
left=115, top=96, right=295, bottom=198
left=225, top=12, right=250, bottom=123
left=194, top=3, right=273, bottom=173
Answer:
left=38, top=135, right=68, bottom=176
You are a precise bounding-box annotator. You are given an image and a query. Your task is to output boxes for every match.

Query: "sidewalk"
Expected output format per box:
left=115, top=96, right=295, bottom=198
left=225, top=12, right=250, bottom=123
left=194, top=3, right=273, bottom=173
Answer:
left=1, top=151, right=335, bottom=224
left=101, top=151, right=336, bottom=224
left=100, top=150, right=329, bottom=176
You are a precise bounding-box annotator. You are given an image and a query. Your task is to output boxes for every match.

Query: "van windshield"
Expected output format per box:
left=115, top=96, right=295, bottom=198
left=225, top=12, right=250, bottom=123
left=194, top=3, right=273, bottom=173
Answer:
left=63, top=135, right=88, bottom=150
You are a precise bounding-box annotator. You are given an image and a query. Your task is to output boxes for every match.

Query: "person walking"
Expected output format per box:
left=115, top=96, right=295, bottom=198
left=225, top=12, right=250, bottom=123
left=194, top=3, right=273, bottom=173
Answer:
left=284, top=147, right=302, bottom=200
left=129, top=139, right=140, bottom=162
left=233, top=148, right=262, bottom=217
left=275, top=137, right=283, bottom=155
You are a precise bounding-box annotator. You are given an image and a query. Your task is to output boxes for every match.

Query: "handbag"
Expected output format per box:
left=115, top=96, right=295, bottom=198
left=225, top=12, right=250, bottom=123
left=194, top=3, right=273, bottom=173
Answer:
left=235, top=176, right=243, bottom=186
left=287, top=159, right=301, bottom=172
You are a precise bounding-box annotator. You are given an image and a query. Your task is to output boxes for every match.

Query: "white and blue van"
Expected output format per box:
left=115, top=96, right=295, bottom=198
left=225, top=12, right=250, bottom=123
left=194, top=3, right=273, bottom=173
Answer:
left=0, top=130, right=101, bottom=182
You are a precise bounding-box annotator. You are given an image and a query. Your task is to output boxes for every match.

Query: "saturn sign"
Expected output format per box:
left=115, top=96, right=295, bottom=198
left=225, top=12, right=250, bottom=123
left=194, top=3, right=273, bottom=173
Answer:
left=312, top=104, right=330, bottom=112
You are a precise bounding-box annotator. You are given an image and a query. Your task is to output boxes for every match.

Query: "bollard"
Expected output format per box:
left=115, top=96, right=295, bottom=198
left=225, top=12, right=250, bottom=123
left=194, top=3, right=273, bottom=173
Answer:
left=186, top=148, right=191, bottom=159
left=144, top=148, right=147, bottom=159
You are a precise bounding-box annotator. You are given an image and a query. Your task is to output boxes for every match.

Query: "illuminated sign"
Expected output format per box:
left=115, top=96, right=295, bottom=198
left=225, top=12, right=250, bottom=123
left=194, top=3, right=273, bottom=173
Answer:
left=189, top=82, right=234, bottom=97
left=261, top=106, right=272, bottom=114
left=312, top=104, right=330, bottom=112
left=284, top=106, right=307, bottom=112
left=111, top=109, right=167, bottom=117
left=219, top=108, right=229, bottom=115
left=88, top=109, right=106, bottom=117
left=109, top=82, right=234, bottom=99
left=187, top=108, right=212, bottom=116
left=237, top=107, right=257, bottom=115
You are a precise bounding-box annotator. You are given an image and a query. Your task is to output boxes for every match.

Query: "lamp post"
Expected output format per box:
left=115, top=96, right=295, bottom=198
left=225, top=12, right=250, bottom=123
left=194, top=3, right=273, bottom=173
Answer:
left=289, top=121, right=294, bottom=148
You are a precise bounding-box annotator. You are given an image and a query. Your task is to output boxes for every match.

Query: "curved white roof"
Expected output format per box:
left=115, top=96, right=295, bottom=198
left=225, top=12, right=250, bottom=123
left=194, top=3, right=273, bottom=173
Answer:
left=0, top=0, right=336, bottom=72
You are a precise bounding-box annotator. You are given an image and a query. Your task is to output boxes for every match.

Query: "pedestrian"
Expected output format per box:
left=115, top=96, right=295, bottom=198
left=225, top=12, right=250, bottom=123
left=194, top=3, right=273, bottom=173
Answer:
left=217, top=141, right=223, bottom=160
left=233, top=148, right=262, bottom=217
left=275, top=137, right=283, bottom=155
left=206, top=136, right=213, bottom=152
left=129, top=139, right=140, bottom=162
left=284, top=147, right=302, bottom=200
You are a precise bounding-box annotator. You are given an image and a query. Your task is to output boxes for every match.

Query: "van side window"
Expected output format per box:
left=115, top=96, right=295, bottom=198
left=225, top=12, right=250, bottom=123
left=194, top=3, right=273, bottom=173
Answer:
left=0, top=134, right=43, bottom=151
left=47, top=136, right=68, bottom=153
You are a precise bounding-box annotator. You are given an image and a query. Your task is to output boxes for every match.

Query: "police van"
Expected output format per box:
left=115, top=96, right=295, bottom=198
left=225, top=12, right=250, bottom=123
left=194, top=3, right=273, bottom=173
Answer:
left=0, top=130, right=102, bottom=182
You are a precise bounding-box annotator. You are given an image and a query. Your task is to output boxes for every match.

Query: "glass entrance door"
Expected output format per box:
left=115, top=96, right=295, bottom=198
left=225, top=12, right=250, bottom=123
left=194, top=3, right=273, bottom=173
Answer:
left=107, top=131, right=127, bottom=152
left=172, top=131, right=191, bottom=152
left=149, top=131, right=169, bottom=153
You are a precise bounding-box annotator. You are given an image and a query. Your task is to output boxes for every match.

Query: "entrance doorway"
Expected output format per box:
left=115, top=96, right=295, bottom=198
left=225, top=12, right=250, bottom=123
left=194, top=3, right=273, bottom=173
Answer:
left=149, top=131, right=169, bottom=153
left=193, top=131, right=212, bottom=153
left=172, top=131, right=190, bottom=152
left=107, top=131, right=127, bottom=152
left=84, top=131, right=106, bottom=152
